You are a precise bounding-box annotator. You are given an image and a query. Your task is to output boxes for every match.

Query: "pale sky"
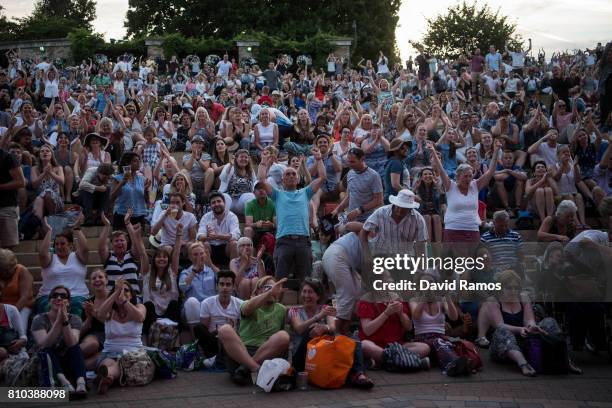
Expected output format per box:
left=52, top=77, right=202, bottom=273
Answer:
left=4, top=0, right=611, bottom=61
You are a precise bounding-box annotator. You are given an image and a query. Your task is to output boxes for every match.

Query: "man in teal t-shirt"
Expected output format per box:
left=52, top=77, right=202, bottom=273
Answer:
left=256, top=149, right=327, bottom=282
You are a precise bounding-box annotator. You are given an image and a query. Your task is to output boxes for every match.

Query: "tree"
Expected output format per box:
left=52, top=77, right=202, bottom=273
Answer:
left=31, top=0, right=97, bottom=29
left=124, top=0, right=401, bottom=62
left=0, top=6, right=19, bottom=40
left=68, top=28, right=105, bottom=63
left=413, top=1, right=523, bottom=60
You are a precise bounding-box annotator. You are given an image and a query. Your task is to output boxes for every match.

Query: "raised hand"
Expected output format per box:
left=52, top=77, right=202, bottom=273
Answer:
left=100, top=212, right=111, bottom=227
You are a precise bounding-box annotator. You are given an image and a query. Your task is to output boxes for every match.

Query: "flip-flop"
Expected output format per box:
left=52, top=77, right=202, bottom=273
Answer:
left=519, top=362, right=536, bottom=377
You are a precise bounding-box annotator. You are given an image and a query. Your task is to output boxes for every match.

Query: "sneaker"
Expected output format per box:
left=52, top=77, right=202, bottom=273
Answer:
left=203, top=355, right=216, bottom=369
left=420, top=357, right=431, bottom=370
left=231, top=365, right=252, bottom=386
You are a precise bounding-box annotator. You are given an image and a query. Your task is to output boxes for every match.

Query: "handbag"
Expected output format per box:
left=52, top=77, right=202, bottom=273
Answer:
left=305, top=335, right=355, bottom=389
left=526, top=332, right=569, bottom=374
left=118, top=350, right=156, bottom=386
left=452, top=339, right=483, bottom=371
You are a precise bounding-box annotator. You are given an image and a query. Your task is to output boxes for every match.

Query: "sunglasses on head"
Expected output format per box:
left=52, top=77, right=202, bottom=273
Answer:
left=50, top=292, right=69, bottom=300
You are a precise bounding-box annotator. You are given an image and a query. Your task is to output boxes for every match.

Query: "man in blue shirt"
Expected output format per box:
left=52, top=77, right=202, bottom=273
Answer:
left=485, top=45, right=502, bottom=73
left=257, top=147, right=326, bottom=282
left=180, top=242, right=220, bottom=327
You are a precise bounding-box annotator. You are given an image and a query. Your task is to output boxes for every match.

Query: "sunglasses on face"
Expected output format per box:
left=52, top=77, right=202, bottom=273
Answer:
left=50, top=292, right=69, bottom=300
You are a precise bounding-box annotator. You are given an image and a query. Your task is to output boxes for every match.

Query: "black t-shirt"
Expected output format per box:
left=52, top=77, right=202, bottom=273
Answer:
left=550, top=77, right=571, bottom=105
left=0, top=149, right=19, bottom=207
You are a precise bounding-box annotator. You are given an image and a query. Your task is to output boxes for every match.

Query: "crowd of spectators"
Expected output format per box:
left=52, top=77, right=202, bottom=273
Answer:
left=0, top=40, right=611, bottom=395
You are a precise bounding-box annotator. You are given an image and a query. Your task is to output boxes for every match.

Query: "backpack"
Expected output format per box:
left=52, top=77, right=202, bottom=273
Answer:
left=516, top=210, right=535, bottom=230
left=452, top=339, right=483, bottom=371
left=148, top=320, right=180, bottom=351
left=118, top=350, right=156, bottom=386
left=382, top=342, right=423, bottom=372
left=146, top=348, right=177, bottom=380
left=305, top=335, right=355, bottom=389
left=527, top=333, right=569, bottom=374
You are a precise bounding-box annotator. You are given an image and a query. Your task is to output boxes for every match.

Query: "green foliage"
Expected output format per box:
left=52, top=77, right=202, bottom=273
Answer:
left=68, top=30, right=147, bottom=62
left=0, top=6, right=19, bottom=40
left=14, top=15, right=77, bottom=40
left=32, top=0, right=96, bottom=29
left=160, top=34, right=234, bottom=59
left=68, top=29, right=104, bottom=63
left=4, top=0, right=97, bottom=41
left=414, top=1, right=523, bottom=60
left=102, top=38, right=147, bottom=60
left=124, top=0, right=400, bottom=63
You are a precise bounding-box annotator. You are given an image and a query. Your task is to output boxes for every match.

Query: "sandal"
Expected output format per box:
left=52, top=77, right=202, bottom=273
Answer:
left=568, top=360, right=583, bottom=375
left=519, top=362, right=537, bottom=377
left=96, top=365, right=113, bottom=394
left=474, top=337, right=490, bottom=348
left=348, top=371, right=374, bottom=390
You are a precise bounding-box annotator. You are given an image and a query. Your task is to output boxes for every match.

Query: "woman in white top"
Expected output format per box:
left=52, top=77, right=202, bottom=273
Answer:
left=43, top=68, right=59, bottom=105
left=94, top=278, right=146, bottom=394
left=333, top=126, right=357, bottom=171
left=113, top=70, right=126, bottom=106
left=142, top=226, right=181, bottom=334
left=410, top=273, right=470, bottom=376
left=253, top=108, right=278, bottom=155
left=36, top=217, right=89, bottom=316
left=428, top=139, right=501, bottom=246
left=553, top=145, right=587, bottom=227
left=353, top=113, right=374, bottom=145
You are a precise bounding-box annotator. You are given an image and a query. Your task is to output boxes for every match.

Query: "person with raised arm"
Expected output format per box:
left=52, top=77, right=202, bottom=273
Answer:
left=256, top=145, right=326, bottom=282
left=36, top=215, right=89, bottom=316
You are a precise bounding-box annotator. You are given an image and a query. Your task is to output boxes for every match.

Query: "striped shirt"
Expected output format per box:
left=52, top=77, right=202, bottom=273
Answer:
left=480, top=229, right=523, bottom=270
left=104, top=251, right=141, bottom=295
left=363, top=205, right=428, bottom=257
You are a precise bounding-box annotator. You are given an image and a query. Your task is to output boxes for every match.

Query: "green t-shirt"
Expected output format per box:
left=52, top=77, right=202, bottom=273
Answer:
left=244, top=197, right=275, bottom=232
left=239, top=302, right=286, bottom=347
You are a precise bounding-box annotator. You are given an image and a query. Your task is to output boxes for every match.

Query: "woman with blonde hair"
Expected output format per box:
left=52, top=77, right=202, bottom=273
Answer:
left=476, top=270, right=580, bottom=376
left=285, top=108, right=315, bottom=156
left=189, top=107, right=216, bottom=150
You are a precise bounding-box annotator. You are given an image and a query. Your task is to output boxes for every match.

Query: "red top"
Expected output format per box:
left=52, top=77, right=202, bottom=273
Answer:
left=257, top=95, right=273, bottom=107
left=357, top=300, right=410, bottom=348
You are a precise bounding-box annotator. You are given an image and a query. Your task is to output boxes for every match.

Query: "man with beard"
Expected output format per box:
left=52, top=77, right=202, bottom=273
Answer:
left=197, top=191, right=240, bottom=265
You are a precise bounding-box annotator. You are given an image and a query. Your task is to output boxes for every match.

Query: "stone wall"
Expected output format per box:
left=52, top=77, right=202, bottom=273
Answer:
left=145, top=39, right=164, bottom=59
left=0, top=38, right=72, bottom=62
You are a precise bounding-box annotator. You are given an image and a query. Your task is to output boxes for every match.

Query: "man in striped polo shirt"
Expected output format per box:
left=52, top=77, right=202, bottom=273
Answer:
left=480, top=210, right=524, bottom=277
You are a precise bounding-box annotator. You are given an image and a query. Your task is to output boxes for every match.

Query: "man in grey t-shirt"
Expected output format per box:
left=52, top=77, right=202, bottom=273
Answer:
left=331, top=148, right=383, bottom=223
left=262, top=62, right=282, bottom=91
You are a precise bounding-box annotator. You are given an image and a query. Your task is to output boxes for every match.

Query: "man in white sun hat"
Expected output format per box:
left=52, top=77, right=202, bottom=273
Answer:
left=361, top=188, right=428, bottom=258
